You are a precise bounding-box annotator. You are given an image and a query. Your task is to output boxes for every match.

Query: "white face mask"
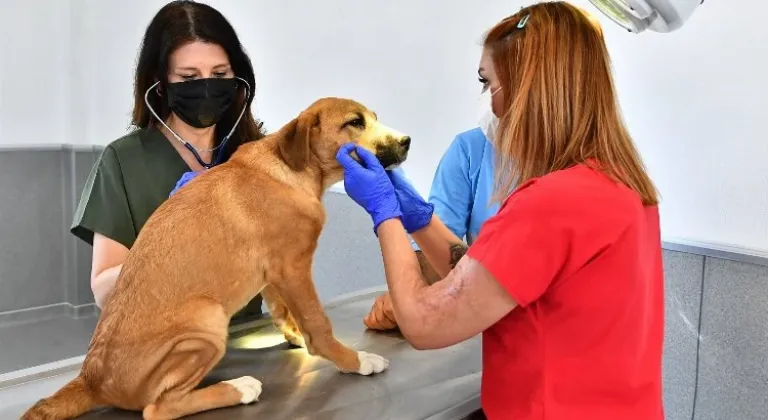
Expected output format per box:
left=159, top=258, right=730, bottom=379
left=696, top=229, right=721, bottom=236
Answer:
left=477, top=86, right=501, bottom=142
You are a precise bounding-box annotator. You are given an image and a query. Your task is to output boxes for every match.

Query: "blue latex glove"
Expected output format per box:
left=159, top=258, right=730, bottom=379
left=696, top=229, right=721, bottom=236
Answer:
left=335, top=143, right=402, bottom=233
left=388, top=168, right=434, bottom=233
left=169, top=170, right=201, bottom=197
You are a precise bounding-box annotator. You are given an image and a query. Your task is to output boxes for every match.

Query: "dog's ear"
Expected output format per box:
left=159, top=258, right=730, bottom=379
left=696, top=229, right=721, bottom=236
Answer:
left=278, top=111, right=319, bottom=171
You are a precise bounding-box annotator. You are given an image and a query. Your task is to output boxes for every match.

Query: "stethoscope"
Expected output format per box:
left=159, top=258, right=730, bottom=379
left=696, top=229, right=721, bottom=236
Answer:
left=144, top=77, right=251, bottom=169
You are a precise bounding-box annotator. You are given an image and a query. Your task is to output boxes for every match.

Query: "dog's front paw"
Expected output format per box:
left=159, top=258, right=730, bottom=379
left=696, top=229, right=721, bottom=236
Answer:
left=355, top=351, right=389, bottom=375
left=223, top=376, right=262, bottom=404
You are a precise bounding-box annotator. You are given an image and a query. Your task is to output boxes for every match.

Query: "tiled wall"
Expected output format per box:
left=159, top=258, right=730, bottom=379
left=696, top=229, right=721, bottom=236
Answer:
left=0, top=147, right=766, bottom=419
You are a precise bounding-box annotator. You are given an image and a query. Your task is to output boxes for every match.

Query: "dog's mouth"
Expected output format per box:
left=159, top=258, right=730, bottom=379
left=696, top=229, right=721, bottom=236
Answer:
left=375, top=145, right=409, bottom=170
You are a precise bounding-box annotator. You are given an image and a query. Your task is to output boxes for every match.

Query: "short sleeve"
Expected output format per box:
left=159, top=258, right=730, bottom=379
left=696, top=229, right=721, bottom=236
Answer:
left=70, top=146, right=137, bottom=249
left=429, top=135, right=474, bottom=239
left=466, top=182, right=570, bottom=307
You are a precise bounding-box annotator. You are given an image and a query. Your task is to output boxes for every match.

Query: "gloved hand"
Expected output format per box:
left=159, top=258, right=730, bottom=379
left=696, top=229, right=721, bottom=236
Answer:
left=336, top=144, right=402, bottom=232
left=364, top=292, right=398, bottom=330
left=387, top=168, right=434, bottom=233
left=169, top=170, right=202, bottom=197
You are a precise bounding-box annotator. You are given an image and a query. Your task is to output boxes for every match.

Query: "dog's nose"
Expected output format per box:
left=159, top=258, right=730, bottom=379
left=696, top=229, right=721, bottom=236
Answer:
left=399, top=136, right=411, bottom=149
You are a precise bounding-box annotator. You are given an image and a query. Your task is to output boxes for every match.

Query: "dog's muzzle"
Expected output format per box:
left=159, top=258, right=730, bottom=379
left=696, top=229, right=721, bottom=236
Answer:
left=376, top=136, right=411, bottom=170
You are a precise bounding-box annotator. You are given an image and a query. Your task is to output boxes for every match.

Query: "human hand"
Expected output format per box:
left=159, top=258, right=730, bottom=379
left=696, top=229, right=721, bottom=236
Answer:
left=169, top=170, right=201, bottom=197
left=336, top=144, right=402, bottom=232
left=364, top=292, right=398, bottom=330
left=388, top=168, right=434, bottom=233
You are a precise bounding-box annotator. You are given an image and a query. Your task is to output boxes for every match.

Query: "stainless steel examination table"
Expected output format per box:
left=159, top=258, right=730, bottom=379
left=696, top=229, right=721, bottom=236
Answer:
left=0, top=289, right=484, bottom=420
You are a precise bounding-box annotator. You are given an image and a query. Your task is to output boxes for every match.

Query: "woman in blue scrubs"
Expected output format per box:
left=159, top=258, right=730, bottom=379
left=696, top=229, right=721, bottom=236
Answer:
left=363, top=125, right=498, bottom=330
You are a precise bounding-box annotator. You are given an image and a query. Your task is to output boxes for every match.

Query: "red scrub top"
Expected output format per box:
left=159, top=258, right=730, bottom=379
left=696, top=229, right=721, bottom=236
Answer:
left=466, top=163, right=664, bottom=420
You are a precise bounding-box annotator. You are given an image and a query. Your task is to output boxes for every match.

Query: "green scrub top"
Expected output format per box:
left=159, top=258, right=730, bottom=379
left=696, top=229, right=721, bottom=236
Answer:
left=71, top=126, right=263, bottom=318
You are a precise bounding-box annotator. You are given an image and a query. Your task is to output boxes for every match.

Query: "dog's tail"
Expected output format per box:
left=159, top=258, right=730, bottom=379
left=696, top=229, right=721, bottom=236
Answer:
left=20, top=375, right=100, bottom=420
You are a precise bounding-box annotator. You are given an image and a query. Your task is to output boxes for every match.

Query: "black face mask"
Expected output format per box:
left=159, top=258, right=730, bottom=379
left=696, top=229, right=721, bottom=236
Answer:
left=166, top=78, right=238, bottom=128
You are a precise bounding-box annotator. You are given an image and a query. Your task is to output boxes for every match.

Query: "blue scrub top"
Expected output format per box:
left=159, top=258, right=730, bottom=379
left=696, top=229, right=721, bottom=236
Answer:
left=411, top=127, right=499, bottom=250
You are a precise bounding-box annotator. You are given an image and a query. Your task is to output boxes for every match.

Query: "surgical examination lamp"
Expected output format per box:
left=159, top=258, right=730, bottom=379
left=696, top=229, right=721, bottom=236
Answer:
left=589, top=0, right=704, bottom=33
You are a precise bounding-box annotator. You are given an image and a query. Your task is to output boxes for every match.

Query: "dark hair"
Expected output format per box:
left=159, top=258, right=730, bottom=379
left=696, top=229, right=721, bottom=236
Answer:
left=132, top=0, right=266, bottom=161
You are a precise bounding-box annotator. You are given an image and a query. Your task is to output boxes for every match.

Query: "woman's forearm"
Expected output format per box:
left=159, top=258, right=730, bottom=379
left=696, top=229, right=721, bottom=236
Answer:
left=91, top=264, right=122, bottom=309
left=415, top=251, right=442, bottom=285
left=377, top=219, right=433, bottom=343
left=411, top=216, right=469, bottom=278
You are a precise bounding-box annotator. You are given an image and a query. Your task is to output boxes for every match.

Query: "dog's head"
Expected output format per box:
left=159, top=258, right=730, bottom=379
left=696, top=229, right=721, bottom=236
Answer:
left=276, top=97, right=410, bottom=177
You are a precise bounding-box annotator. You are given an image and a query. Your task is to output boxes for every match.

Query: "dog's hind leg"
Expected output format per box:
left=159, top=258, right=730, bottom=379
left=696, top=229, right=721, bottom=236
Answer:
left=261, top=284, right=305, bottom=348
left=143, top=377, right=261, bottom=420
left=142, top=298, right=262, bottom=419
left=273, top=260, right=389, bottom=376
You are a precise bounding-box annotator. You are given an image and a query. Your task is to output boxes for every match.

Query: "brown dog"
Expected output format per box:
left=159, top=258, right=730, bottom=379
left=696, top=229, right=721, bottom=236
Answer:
left=21, top=97, right=411, bottom=420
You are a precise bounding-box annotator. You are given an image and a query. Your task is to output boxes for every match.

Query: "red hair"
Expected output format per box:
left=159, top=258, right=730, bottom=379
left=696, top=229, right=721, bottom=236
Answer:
left=484, top=1, right=659, bottom=205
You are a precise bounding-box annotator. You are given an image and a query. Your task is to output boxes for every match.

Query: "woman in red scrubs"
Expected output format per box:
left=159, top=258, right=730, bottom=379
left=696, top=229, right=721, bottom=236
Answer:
left=336, top=2, right=665, bottom=419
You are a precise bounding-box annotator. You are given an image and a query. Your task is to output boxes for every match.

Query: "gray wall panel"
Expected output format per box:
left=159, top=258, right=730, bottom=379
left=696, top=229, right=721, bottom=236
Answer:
left=694, top=258, right=768, bottom=420
left=0, top=150, right=65, bottom=313
left=60, top=149, right=76, bottom=305
left=72, top=149, right=98, bottom=305
left=661, top=250, right=704, bottom=420
left=314, top=192, right=386, bottom=302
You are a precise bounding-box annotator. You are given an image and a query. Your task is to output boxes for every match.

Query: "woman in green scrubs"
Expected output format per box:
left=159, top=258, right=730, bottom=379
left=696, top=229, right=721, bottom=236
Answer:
left=70, top=1, right=266, bottom=319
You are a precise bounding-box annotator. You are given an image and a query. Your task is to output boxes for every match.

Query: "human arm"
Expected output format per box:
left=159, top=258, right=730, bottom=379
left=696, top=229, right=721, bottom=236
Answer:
left=364, top=139, right=476, bottom=330
left=339, top=145, right=587, bottom=350
left=335, top=148, right=436, bottom=329
left=342, top=144, right=480, bottom=330
left=390, top=136, right=476, bottom=278
left=88, top=167, right=198, bottom=307
left=410, top=216, right=467, bottom=279
left=389, top=136, right=475, bottom=244
left=336, top=144, right=517, bottom=347
left=89, top=166, right=198, bottom=307
left=411, top=133, right=493, bottom=278
left=71, top=146, right=137, bottom=308
left=374, top=134, right=476, bottom=288
left=90, top=234, right=128, bottom=308
left=415, top=250, right=443, bottom=285
left=386, top=168, right=469, bottom=278
left=362, top=249, right=442, bottom=330
left=375, top=218, right=517, bottom=349
left=360, top=168, right=442, bottom=329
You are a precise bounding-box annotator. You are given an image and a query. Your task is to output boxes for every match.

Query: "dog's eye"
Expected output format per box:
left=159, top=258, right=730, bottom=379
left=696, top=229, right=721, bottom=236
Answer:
left=344, top=118, right=365, bottom=129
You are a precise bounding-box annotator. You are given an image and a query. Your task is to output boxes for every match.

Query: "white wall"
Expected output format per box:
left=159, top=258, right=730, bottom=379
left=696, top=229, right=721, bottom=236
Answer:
left=1, top=0, right=767, bottom=252
left=600, top=1, right=768, bottom=254
left=0, top=0, right=73, bottom=147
